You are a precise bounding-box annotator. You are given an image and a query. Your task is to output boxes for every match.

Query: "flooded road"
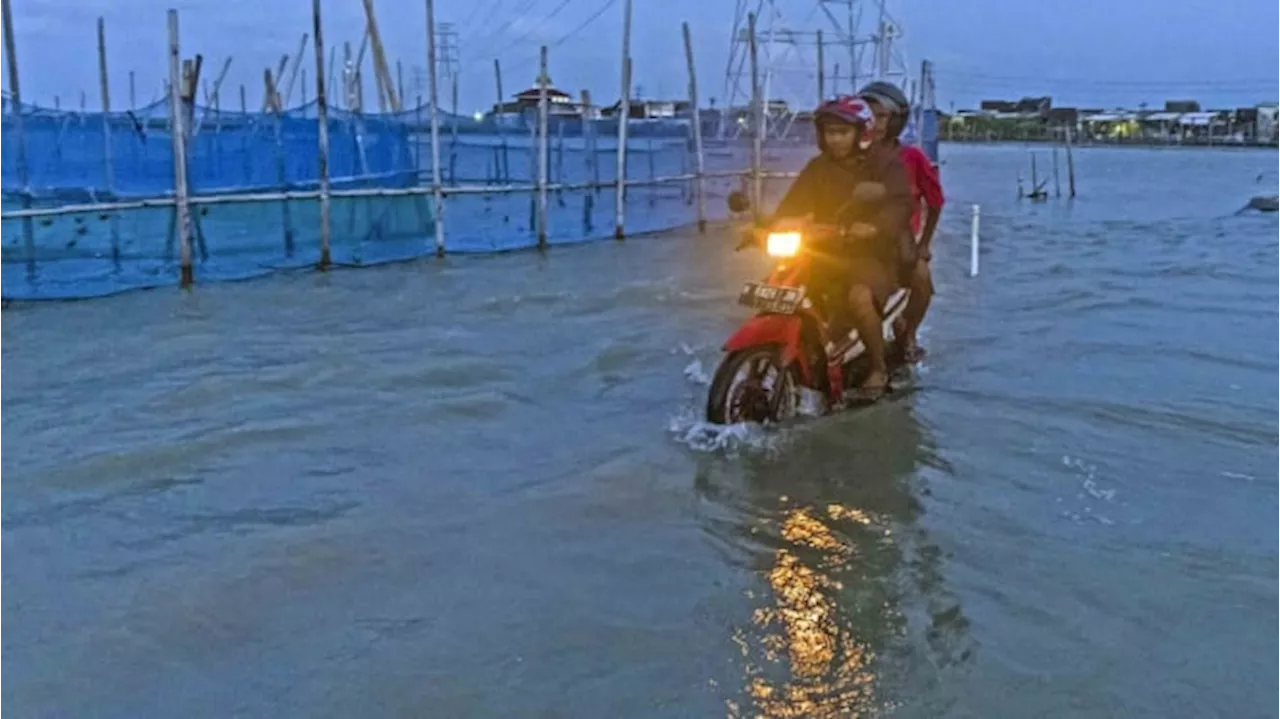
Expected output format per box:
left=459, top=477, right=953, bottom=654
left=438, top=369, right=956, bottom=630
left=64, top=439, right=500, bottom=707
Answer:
left=4, top=145, right=1277, bottom=717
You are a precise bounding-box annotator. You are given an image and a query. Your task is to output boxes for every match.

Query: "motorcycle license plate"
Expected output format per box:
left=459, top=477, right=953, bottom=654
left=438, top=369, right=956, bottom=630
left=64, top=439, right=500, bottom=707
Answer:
left=738, top=282, right=804, bottom=314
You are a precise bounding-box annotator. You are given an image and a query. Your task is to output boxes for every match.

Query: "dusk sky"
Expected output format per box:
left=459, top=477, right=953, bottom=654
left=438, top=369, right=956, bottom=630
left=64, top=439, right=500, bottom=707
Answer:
left=3, top=0, right=1277, bottom=113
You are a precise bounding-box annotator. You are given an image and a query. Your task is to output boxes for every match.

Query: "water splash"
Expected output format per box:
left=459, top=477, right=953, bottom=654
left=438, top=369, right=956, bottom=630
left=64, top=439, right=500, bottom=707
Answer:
left=684, top=358, right=712, bottom=386
left=666, top=407, right=784, bottom=456
left=1060, top=455, right=1118, bottom=526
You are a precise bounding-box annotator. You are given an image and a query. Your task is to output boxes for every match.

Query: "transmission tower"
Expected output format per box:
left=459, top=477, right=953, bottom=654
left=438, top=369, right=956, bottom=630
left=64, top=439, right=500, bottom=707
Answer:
left=431, top=22, right=461, bottom=84
left=720, top=0, right=912, bottom=138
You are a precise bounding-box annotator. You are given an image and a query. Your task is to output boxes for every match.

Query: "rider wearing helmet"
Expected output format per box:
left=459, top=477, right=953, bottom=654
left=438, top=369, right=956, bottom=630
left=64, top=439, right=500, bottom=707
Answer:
left=770, top=95, right=914, bottom=401
left=858, top=81, right=945, bottom=363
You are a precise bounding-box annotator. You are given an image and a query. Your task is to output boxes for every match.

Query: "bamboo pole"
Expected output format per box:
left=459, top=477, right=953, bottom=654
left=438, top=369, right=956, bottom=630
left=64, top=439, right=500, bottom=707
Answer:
left=449, top=73, right=459, bottom=180
left=360, top=0, right=400, bottom=112
left=613, top=0, right=632, bottom=239
left=312, top=0, right=332, bottom=268
left=282, top=33, right=308, bottom=107
left=580, top=89, right=595, bottom=225
left=816, top=29, right=824, bottom=103
left=396, top=59, right=405, bottom=112
left=494, top=59, right=508, bottom=182
left=167, top=9, right=193, bottom=287
left=129, top=70, right=137, bottom=110
left=1066, top=126, right=1077, bottom=198
left=425, top=0, right=445, bottom=256
left=264, top=69, right=296, bottom=256
left=96, top=17, right=121, bottom=263
left=536, top=45, right=550, bottom=249
left=682, top=22, right=706, bottom=233
left=1, top=0, right=34, bottom=276
left=748, top=11, right=762, bottom=218
left=0, top=168, right=772, bottom=223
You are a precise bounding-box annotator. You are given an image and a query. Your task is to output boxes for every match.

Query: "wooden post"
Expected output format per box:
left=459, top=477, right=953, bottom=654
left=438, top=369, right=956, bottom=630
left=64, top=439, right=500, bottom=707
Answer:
left=167, top=9, right=193, bottom=287
left=282, top=33, right=308, bottom=107
left=96, top=17, right=121, bottom=263
left=536, top=46, right=550, bottom=250
left=264, top=69, right=295, bottom=256
left=748, top=12, right=762, bottom=217
left=450, top=73, right=459, bottom=181
left=312, top=0, right=332, bottom=268
left=581, top=89, right=598, bottom=186
left=360, top=0, right=400, bottom=112
left=1052, top=136, right=1061, bottom=198
left=816, top=29, right=824, bottom=103
left=494, top=58, right=507, bottom=182
left=1066, top=127, right=1077, bottom=198
left=239, top=84, right=246, bottom=113
left=342, top=42, right=352, bottom=110
left=682, top=22, right=706, bottom=233
left=425, top=0, right=445, bottom=256
left=2, top=0, right=35, bottom=276
left=396, top=59, right=404, bottom=111
left=580, top=88, right=595, bottom=223
left=613, top=0, right=632, bottom=240
left=327, top=46, right=337, bottom=107
left=129, top=70, right=137, bottom=110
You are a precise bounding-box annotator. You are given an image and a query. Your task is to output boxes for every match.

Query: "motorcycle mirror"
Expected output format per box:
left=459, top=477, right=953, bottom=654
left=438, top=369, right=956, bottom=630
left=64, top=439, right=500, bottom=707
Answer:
left=727, top=191, right=751, bottom=214
left=852, top=182, right=886, bottom=203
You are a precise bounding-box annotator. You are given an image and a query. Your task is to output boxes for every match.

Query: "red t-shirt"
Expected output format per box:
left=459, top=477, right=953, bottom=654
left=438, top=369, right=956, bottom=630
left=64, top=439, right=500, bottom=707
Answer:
left=899, top=144, right=944, bottom=237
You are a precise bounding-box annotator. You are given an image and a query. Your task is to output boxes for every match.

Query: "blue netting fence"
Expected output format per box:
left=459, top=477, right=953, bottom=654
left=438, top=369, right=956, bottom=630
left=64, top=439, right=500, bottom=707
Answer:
left=2, top=97, right=938, bottom=300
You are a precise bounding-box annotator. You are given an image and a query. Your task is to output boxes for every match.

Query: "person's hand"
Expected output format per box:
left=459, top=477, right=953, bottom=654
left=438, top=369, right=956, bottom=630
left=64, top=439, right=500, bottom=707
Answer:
left=770, top=214, right=812, bottom=233
left=846, top=222, right=877, bottom=239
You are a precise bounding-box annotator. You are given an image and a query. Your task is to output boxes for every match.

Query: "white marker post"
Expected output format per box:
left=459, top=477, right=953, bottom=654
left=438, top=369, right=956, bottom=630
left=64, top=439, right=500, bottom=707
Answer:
left=969, top=204, right=980, bottom=277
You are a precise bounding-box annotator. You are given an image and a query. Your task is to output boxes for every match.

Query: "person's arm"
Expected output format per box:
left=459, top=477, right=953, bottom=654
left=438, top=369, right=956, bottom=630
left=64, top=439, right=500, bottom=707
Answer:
left=770, top=159, right=820, bottom=223
left=915, top=152, right=945, bottom=257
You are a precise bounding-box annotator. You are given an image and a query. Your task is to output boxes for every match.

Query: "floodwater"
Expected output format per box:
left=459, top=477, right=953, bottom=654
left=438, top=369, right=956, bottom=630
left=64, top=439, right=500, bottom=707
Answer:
left=3, top=144, right=1277, bottom=717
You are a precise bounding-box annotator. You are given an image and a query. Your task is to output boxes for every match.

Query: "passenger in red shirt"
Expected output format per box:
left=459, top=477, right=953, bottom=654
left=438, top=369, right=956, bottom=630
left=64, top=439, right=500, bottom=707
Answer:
left=859, top=81, right=944, bottom=362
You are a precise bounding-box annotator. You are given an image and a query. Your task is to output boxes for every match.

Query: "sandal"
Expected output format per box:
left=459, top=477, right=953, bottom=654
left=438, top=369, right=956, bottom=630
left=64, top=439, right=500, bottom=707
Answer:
left=846, top=382, right=888, bottom=406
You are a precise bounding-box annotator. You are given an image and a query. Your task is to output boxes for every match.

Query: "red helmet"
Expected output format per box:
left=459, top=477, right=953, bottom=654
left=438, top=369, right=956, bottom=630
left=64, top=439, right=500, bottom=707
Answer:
left=814, top=95, right=876, bottom=151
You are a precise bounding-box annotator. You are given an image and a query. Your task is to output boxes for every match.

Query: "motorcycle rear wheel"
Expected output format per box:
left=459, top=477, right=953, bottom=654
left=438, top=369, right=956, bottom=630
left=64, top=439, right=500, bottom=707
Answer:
left=705, top=346, right=800, bottom=425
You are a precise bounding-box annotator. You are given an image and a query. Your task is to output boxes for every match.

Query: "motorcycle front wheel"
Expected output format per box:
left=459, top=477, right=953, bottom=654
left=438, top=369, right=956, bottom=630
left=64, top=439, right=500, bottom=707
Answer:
left=705, top=346, right=800, bottom=425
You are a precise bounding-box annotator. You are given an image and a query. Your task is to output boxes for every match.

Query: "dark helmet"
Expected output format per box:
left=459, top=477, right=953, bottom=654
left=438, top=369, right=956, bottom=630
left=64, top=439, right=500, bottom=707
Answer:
left=813, top=95, right=877, bottom=154
left=858, top=81, right=910, bottom=139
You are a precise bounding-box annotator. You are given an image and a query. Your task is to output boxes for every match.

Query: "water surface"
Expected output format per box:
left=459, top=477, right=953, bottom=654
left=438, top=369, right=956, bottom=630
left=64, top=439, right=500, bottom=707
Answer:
left=4, top=144, right=1277, bottom=717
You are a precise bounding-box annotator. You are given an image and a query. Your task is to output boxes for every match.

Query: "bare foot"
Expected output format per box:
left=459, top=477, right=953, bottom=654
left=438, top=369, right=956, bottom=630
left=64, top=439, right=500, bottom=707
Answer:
left=848, top=370, right=888, bottom=404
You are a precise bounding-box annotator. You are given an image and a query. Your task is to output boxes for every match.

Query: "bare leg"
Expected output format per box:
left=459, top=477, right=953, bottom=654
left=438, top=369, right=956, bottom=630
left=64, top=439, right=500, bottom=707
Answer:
left=899, top=260, right=933, bottom=361
left=847, top=283, right=888, bottom=395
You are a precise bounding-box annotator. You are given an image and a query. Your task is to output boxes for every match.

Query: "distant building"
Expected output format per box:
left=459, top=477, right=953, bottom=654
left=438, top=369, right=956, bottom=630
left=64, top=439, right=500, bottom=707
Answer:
left=490, top=76, right=579, bottom=117
left=978, top=97, right=1051, bottom=117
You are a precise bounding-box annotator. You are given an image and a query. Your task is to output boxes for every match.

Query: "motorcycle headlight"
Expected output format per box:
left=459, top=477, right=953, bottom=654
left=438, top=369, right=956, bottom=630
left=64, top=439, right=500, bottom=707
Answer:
left=766, top=231, right=801, bottom=258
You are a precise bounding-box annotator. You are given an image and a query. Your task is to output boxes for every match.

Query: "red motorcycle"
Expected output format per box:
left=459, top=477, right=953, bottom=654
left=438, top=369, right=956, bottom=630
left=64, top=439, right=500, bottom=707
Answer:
left=705, top=192, right=910, bottom=425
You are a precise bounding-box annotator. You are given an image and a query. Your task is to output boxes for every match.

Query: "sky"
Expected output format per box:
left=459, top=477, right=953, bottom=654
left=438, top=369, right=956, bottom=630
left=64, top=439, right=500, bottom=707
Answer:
left=2, top=0, right=1277, bottom=114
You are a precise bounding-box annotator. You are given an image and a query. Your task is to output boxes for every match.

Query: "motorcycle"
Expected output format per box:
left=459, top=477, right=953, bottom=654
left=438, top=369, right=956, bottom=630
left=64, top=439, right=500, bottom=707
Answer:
left=705, top=188, right=911, bottom=425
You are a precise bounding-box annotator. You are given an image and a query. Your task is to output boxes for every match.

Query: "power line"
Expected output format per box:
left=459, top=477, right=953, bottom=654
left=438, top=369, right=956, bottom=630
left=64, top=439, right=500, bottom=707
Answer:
left=547, top=0, right=617, bottom=47
left=487, top=0, right=575, bottom=58
left=465, top=0, right=548, bottom=58
left=457, top=0, right=507, bottom=39
left=464, top=0, right=618, bottom=76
